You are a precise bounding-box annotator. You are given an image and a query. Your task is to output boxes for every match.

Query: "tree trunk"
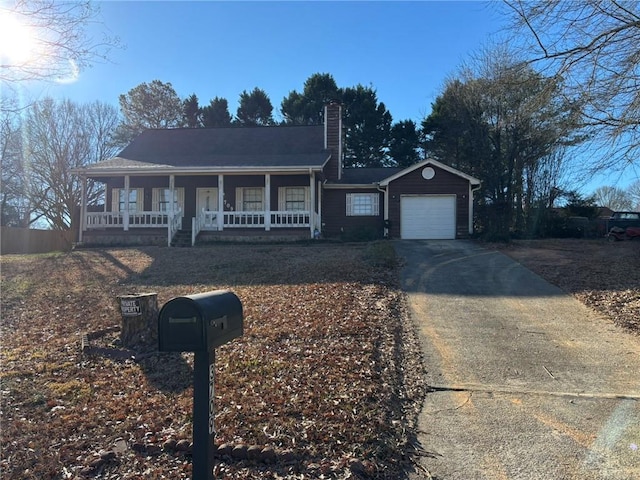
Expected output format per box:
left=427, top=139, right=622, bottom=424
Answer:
left=118, top=292, right=159, bottom=349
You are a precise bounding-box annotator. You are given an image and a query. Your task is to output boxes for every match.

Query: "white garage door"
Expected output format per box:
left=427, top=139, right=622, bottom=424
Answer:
left=401, top=195, right=456, bottom=239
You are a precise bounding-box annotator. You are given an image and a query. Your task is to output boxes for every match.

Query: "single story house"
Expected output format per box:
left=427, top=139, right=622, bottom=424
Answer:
left=73, top=103, right=481, bottom=246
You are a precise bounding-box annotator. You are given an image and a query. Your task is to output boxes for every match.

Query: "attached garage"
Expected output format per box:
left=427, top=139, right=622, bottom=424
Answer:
left=380, top=160, right=481, bottom=240
left=400, top=195, right=456, bottom=239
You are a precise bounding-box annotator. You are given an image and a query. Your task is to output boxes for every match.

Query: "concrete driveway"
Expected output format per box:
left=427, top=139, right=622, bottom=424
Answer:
left=395, top=240, right=640, bottom=480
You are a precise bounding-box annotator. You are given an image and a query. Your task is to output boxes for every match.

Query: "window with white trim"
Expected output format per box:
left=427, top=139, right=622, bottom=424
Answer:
left=278, top=187, right=309, bottom=211
left=346, top=193, right=379, bottom=216
left=112, top=188, right=143, bottom=212
left=152, top=188, right=184, bottom=212
left=236, top=187, right=264, bottom=211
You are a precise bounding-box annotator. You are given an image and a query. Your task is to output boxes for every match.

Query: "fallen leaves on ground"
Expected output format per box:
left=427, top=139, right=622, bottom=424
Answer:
left=0, top=243, right=427, bottom=479
left=494, top=238, right=640, bottom=334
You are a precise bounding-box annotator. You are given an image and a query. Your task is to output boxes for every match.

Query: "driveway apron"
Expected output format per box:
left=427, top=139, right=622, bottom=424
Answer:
left=396, top=240, right=640, bottom=480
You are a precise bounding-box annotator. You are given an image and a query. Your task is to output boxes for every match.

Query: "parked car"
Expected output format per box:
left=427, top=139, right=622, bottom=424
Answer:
left=605, top=211, right=640, bottom=241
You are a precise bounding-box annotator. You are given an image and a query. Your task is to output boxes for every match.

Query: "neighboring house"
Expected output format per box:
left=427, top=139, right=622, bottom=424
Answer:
left=73, top=103, right=481, bottom=246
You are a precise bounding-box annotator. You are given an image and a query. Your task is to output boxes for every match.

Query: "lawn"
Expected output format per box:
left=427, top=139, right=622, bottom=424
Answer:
left=0, top=243, right=426, bottom=479
left=3, top=238, right=636, bottom=479
left=494, top=238, right=640, bottom=334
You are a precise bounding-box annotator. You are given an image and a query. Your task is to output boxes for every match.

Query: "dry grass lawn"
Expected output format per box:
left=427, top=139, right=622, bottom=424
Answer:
left=1, top=238, right=637, bottom=479
left=0, top=242, right=426, bottom=479
left=494, top=238, right=640, bottom=334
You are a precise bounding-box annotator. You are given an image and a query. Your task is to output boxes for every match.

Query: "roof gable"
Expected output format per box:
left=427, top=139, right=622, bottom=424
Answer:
left=379, top=159, right=480, bottom=186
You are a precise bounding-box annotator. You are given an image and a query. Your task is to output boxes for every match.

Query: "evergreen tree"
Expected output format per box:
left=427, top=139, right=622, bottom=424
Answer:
left=422, top=48, right=583, bottom=236
left=202, top=97, right=233, bottom=127
left=183, top=93, right=202, bottom=128
left=389, top=120, right=420, bottom=168
left=114, top=80, right=184, bottom=145
left=236, top=88, right=274, bottom=126
left=281, top=73, right=340, bottom=125
left=342, top=85, right=392, bottom=168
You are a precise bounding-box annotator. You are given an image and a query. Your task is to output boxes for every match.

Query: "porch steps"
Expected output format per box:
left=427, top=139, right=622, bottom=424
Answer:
left=171, top=229, right=193, bottom=247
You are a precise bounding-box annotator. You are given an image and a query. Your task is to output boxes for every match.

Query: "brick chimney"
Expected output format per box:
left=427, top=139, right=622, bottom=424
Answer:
left=323, top=102, right=343, bottom=181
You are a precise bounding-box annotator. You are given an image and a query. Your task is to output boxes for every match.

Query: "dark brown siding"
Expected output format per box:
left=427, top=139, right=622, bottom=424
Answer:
left=322, top=188, right=384, bottom=238
left=103, top=174, right=314, bottom=226
left=104, top=176, right=220, bottom=226
left=387, top=166, right=471, bottom=239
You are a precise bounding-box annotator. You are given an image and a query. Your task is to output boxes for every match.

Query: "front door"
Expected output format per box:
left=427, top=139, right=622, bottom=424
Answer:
left=197, top=188, right=219, bottom=212
left=196, top=188, right=219, bottom=229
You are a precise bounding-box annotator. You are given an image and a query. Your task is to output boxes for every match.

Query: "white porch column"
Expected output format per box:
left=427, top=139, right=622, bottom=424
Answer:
left=123, top=175, right=130, bottom=231
left=79, top=176, right=87, bottom=243
left=309, top=171, right=315, bottom=238
left=169, top=174, right=175, bottom=215
left=382, top=186, right=389, bottom=237
left=317, top=180, right=322, bottom=233
left=265, top=174, right=271, bottom=231
left=217, top=175, right=224, bottom=231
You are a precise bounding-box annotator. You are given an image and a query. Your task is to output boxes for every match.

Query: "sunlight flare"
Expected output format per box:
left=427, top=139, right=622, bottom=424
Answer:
left=0, top=12, right=37, bottom=64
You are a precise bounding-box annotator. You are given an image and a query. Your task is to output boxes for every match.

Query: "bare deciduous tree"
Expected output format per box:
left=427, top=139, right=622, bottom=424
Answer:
left=592, top=185, right=634, bottom=211
left=505, top=0, right=640, bottom=171
left=0, top=100, right=30, bottom=226
left=627, top=179, right=640, bottom=210
left=0, top=0, right=117, bottom=87
left=422, top=46, right=583, bottom=236
left=22, top=97, right=119, bottom=229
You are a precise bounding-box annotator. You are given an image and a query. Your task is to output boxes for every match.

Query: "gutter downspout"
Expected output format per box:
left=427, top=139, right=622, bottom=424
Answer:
left=376, top=183, right=389, bottom=238
left=469, top=183, right=481, bottom=236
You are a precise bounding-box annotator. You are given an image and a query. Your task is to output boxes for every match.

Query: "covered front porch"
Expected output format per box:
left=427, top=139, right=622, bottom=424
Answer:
left=77, top=171, right=323, bottom=246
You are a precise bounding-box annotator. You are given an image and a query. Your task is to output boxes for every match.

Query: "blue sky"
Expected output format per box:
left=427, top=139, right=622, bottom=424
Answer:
left=10, top=0, right=638, bottom=193
left=33, top=0, right=505, bottom=125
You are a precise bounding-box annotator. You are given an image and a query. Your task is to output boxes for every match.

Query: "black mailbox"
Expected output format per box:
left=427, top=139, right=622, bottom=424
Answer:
left=158, top=290, right=243, bottom=352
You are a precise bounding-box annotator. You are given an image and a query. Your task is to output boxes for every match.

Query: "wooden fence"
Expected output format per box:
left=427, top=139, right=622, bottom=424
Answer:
left=1, top=227, right=75, bottom=255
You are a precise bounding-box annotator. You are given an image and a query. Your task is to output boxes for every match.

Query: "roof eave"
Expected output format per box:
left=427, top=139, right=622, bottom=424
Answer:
left=73, top=165, right=326, bottom=177
left=323, top=183, right=378, bottom=189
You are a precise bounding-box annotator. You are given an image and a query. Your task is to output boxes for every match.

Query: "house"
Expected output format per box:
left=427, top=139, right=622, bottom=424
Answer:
left=73, top=103, right=481, bottom=246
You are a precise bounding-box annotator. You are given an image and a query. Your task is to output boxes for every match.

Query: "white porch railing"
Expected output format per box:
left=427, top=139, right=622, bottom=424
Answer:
left=220, top=211, right=310, bottom=228
left=167, top=208, right=183, bottom=246
left=270, top=211, right=310, bottom=227
left=85, top=209, right=183, bottom=246
left=192, top=210, right=219, bottom=245
left=86, top=211, right=174, bottom=228
left=86, top=211, right=124, bottom=227
left=223, top=211, right=265, bottom=228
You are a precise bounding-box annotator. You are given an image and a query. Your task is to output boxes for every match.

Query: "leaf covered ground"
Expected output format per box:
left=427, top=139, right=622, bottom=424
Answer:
left=494, top=238, right=640, bottom=334
left=3, top=238, right=637, bottom=479
left=0, top=243, right=427, bottom=479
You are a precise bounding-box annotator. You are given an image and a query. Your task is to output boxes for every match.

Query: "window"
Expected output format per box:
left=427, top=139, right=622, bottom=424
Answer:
left=346, top=193, right=379, bottom=216
left=112, top=188, right=143, bottom=212
left=236, top=187, right=264, bottom=211
left=152, top=188, right=184, bottom=212
left=278, top=187, right=309, bottom=211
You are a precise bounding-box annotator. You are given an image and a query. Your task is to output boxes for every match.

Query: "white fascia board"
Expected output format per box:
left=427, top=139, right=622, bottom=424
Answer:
left=379, top=158, right=481, bottom=186
left=322, top=183, right=378, bottom=189
left=73, top=165, right=324, bottom=177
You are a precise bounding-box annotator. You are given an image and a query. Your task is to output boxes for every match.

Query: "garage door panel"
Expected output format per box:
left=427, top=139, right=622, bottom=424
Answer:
left=401, top=195, right=456, bottom=239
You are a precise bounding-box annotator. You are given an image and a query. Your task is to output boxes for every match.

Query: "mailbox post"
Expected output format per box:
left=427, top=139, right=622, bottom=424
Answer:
left=158, top=290, right=243, bottom=480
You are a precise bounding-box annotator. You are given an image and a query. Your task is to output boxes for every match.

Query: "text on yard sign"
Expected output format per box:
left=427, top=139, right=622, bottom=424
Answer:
left=120, top=299, right=141, bottom=316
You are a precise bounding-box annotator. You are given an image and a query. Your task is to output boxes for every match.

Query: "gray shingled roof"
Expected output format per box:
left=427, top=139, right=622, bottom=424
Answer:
left=336, top=168, right=404, bottom=184
left=88, top=125, right=330, bottom=170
